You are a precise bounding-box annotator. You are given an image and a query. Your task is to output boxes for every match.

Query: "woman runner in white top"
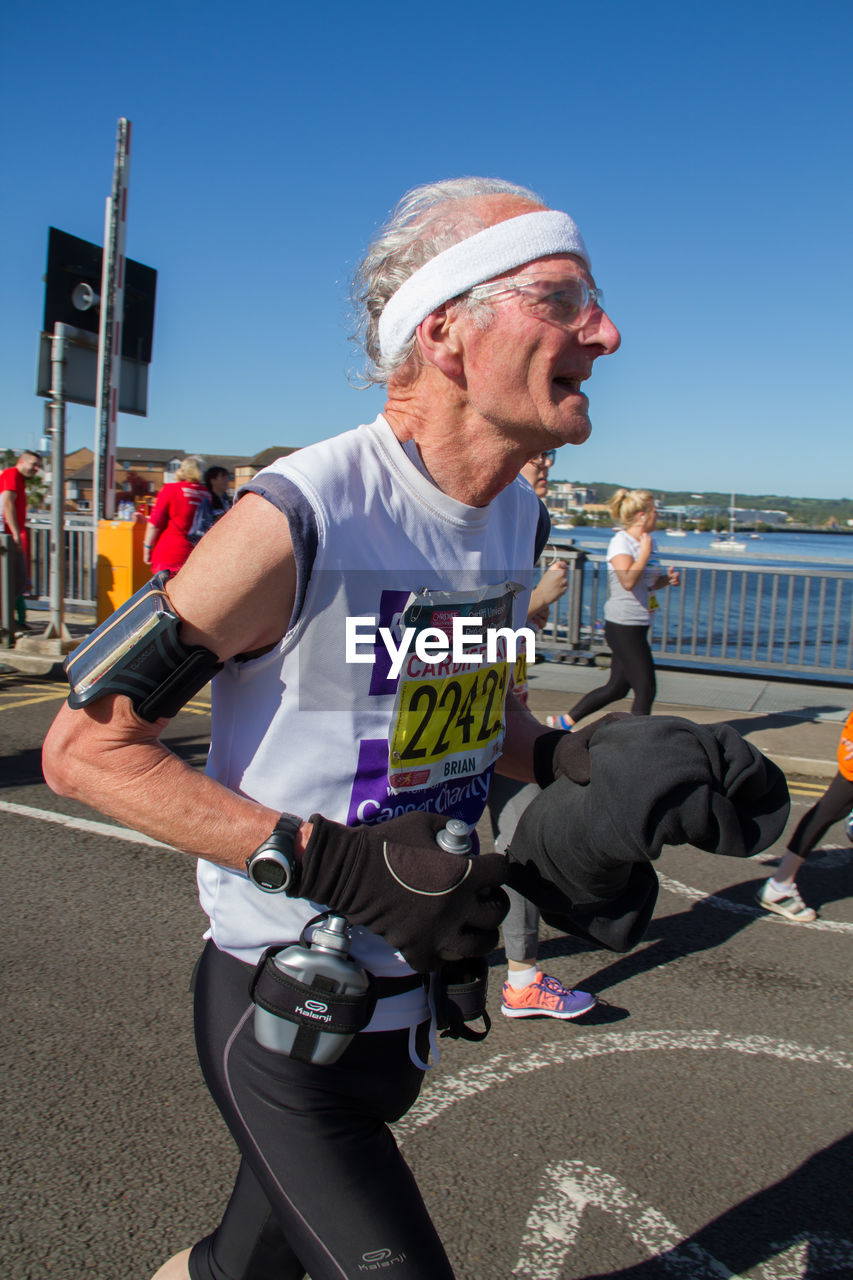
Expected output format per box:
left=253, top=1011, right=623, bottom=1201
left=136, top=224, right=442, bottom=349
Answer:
left=547, top=488, right=679, bottom=728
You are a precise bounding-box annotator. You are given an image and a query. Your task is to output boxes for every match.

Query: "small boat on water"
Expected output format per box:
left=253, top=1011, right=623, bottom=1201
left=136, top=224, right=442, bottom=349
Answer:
left=710, top=492, right=747, bottom=552
left=665, top=511, right=687, bottom=537
left=710, top=534, right=748, bottom=552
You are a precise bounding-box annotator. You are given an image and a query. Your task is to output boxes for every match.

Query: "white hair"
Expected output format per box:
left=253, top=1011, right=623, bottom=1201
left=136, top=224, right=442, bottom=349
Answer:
left=350, top=177, right=544, bottom=385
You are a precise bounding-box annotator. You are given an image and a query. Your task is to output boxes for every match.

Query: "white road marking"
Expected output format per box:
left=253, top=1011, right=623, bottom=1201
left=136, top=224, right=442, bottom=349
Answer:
left=657, top=874, right=853, bottom=934
left=395, top=1034, right=853, bottom=1280
left=514, top=1161, right=732, bottom=1279
left=0, top=799, right=174, bottom=848
left=394, top=1030, right=852, bottom=1139
left=513, top=1162, right=852, bottom=1279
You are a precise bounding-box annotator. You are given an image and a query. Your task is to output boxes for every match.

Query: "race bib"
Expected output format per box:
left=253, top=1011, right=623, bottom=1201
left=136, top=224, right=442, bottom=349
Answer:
left=512, top=649, right=529, bottom=704
left=387, top=582, right=522, bottom=793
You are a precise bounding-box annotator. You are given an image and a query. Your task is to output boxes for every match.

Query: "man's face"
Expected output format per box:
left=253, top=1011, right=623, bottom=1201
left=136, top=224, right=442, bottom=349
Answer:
left=454, top=254, right=620, bottom=450
left=520, top=451, right=554, bottom=497
left=19, top=455, right=40, bottom=478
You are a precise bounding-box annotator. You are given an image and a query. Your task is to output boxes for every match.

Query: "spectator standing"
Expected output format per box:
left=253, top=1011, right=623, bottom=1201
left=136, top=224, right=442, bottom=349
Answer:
left=547, top=487, right=679, bottom=728
left=0, top=449, right=40, bottom=633
left=204, top=466, right=232, bottom=521
left=143, top=456, right=209, bottom=575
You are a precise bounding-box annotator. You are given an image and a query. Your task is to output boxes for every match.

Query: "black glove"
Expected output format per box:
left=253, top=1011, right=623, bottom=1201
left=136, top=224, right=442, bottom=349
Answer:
left=299, top=811, right=509, bottom=973
left=532, top=712, right=630, bottom=788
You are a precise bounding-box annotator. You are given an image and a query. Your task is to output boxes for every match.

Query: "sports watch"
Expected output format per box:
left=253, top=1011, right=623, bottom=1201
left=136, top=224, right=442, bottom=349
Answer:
left=246, top=814, right=303, bottom=894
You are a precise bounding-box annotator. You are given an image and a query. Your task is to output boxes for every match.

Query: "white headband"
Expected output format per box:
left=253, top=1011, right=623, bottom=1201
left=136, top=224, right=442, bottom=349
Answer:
left=377, top=209, right=590, bottom=360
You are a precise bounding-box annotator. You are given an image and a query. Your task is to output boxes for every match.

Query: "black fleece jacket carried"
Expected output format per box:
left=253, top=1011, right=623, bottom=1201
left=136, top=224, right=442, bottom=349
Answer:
left=506, top=716, right=790, bottom=953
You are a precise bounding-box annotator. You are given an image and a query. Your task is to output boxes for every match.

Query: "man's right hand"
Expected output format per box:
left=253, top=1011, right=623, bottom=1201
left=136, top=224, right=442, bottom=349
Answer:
left=298, top=811, right=509, bottom=973
left=533, top=712, right=631, bottom=788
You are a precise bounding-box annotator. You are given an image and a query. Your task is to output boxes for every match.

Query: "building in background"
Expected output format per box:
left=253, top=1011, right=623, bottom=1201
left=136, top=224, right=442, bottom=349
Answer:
left=58, top=445, right=300, bottom=513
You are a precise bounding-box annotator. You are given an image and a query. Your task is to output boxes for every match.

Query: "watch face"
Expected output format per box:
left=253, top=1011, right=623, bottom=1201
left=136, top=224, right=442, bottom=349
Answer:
left=249, top=854, right=290, bottom=892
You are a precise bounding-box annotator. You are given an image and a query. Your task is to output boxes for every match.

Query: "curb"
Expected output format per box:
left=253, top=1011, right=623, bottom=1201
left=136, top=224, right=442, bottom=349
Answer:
left=763, top=753, right=837, bottom=782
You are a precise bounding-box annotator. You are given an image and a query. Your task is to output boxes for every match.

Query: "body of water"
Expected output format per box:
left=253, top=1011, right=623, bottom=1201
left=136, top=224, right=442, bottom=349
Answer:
left=550, top=526, right=853, bottom=569
left=545, top=528, right=853, bottom=681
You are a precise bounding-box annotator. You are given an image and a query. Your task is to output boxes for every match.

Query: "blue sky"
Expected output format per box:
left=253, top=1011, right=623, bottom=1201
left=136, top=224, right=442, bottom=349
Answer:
left=2, top=0, right=851, bottom=498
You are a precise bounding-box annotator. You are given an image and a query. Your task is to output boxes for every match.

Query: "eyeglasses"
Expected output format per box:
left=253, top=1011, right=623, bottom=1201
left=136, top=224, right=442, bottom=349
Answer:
left=467, top=275, right=606, bottom=328
left=530, top=450, right=556, bottom=466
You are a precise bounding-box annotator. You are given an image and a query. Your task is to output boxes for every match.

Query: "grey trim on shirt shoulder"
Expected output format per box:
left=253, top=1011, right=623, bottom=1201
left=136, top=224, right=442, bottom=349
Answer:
left=238, top=474, right=319, bottom=634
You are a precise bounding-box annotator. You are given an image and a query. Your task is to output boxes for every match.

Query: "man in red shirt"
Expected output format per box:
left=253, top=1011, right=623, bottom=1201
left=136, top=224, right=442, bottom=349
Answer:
left=1, top=449, right=41, bottom=632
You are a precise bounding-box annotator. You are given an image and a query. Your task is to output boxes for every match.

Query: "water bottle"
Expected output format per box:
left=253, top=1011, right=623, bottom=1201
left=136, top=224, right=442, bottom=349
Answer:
left=253, top=914, right=372, bottom=1064
left=436, top=817, right=473, bottom=855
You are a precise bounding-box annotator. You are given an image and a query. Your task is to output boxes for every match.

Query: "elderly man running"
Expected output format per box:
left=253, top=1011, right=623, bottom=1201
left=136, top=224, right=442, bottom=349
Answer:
left=43, top=177, right=620, bottom=1280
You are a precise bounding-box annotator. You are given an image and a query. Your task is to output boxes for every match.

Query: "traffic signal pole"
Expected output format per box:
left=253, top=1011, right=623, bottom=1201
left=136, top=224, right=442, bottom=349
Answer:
left=41, top=323, right=73, bottom=647
left=93, top=118, right=131, bottom=524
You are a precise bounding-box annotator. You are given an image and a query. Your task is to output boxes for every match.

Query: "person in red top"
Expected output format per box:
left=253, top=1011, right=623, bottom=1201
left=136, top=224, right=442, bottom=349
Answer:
left=143, top=456, right=209, bottom=575
left=1, top=449, right=41, bottom=631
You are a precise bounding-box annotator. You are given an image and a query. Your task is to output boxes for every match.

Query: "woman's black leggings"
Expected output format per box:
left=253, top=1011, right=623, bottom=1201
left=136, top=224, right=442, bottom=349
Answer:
left=568, top=621, right=656, bottom=723
left=787, top=771, right=853, bottom=860
left=188, top=941, right=454, bottom=1280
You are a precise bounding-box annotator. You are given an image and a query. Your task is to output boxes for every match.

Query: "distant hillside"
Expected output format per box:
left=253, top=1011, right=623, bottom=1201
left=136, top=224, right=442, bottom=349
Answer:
left=555, top=480, right=853, bottom=529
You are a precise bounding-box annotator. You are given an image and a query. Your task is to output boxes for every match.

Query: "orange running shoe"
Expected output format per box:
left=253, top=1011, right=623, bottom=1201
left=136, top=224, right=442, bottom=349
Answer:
left=500, top=972, right=596, bottom=1020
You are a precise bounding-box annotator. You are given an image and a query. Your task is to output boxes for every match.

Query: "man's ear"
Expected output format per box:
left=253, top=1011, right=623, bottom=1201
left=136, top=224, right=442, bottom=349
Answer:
left=415, top=306, right=465, bottom=380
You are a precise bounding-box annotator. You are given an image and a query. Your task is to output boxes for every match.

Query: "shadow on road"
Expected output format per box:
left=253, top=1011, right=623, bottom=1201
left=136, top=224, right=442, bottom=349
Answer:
left=723, top=706, right=846, bottom=736
left=486, top=854, right=853, bottom=1005
left=581, top=1131, right=853, bottom=1278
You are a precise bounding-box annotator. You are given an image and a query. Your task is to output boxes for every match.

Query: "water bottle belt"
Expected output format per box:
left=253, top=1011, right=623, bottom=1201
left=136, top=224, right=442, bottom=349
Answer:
left=373, top=973, right=426, bottom=999
left=250, top=947, right=380, bottom=1036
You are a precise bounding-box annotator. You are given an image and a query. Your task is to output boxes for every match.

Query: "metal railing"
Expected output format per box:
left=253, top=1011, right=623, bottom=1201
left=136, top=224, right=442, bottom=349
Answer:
left=6, top=521, right=853, bottom=682
left=537, top=546, right=853, bottom=682
left=27, top=514, right=96, bottom=606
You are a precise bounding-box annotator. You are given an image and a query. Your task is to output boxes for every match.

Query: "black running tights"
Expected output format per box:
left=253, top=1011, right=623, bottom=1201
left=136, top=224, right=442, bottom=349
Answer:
left=568, top=621, right=656, bottom=723
left=786, top=771, right=853, bottom=860
left=188, top=941, right=454, bottom=1280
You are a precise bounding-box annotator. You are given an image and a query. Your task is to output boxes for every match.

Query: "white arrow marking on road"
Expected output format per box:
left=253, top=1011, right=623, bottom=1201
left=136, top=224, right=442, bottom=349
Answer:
left=513, top=1162, right=852, bottom=1279
left=513, top=1161, right=734, bottom=1279
left=757, top=1235, right=853, bottom=1277
left=395, top=1034, right=852, bottom=1279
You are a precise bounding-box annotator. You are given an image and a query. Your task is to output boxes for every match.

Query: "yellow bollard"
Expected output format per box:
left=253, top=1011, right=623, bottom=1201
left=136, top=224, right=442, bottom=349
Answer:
left=96, top=516, right=150, bottom=623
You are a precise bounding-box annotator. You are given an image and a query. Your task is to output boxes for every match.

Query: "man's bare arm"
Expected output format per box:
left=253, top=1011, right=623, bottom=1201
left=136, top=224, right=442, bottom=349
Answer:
left=493, top=690, right=552, bottom=783
left=42, top=494, right=311, bottom=868
left=1, top=490, right=20, bottom=541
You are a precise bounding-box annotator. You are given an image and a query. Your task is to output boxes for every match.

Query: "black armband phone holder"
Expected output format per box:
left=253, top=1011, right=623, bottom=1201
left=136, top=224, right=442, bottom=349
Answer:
left=64, top=571, right=223, bottom=722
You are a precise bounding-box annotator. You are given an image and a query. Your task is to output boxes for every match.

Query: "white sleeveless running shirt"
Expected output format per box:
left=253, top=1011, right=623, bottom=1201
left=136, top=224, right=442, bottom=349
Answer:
left=197, top=415, right=540, bottom=1005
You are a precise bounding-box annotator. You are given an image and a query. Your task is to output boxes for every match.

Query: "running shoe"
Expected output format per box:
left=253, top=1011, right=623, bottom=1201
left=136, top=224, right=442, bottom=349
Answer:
left=545, top=715, right=574, bottom=730
left=500, top=972, right=596, bottom=1020
left=846, top=811, right=853, bottom=845
left=755, top=880, right=817, bottom=923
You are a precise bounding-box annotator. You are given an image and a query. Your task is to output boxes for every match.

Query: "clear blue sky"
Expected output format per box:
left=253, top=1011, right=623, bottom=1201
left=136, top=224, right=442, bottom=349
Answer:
left=2, top=0, right=851, bottom=498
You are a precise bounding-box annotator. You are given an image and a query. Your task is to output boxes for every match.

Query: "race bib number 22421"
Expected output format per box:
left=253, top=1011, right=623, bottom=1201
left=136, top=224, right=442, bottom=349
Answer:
left=387, top=583, right=520, bottom=794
